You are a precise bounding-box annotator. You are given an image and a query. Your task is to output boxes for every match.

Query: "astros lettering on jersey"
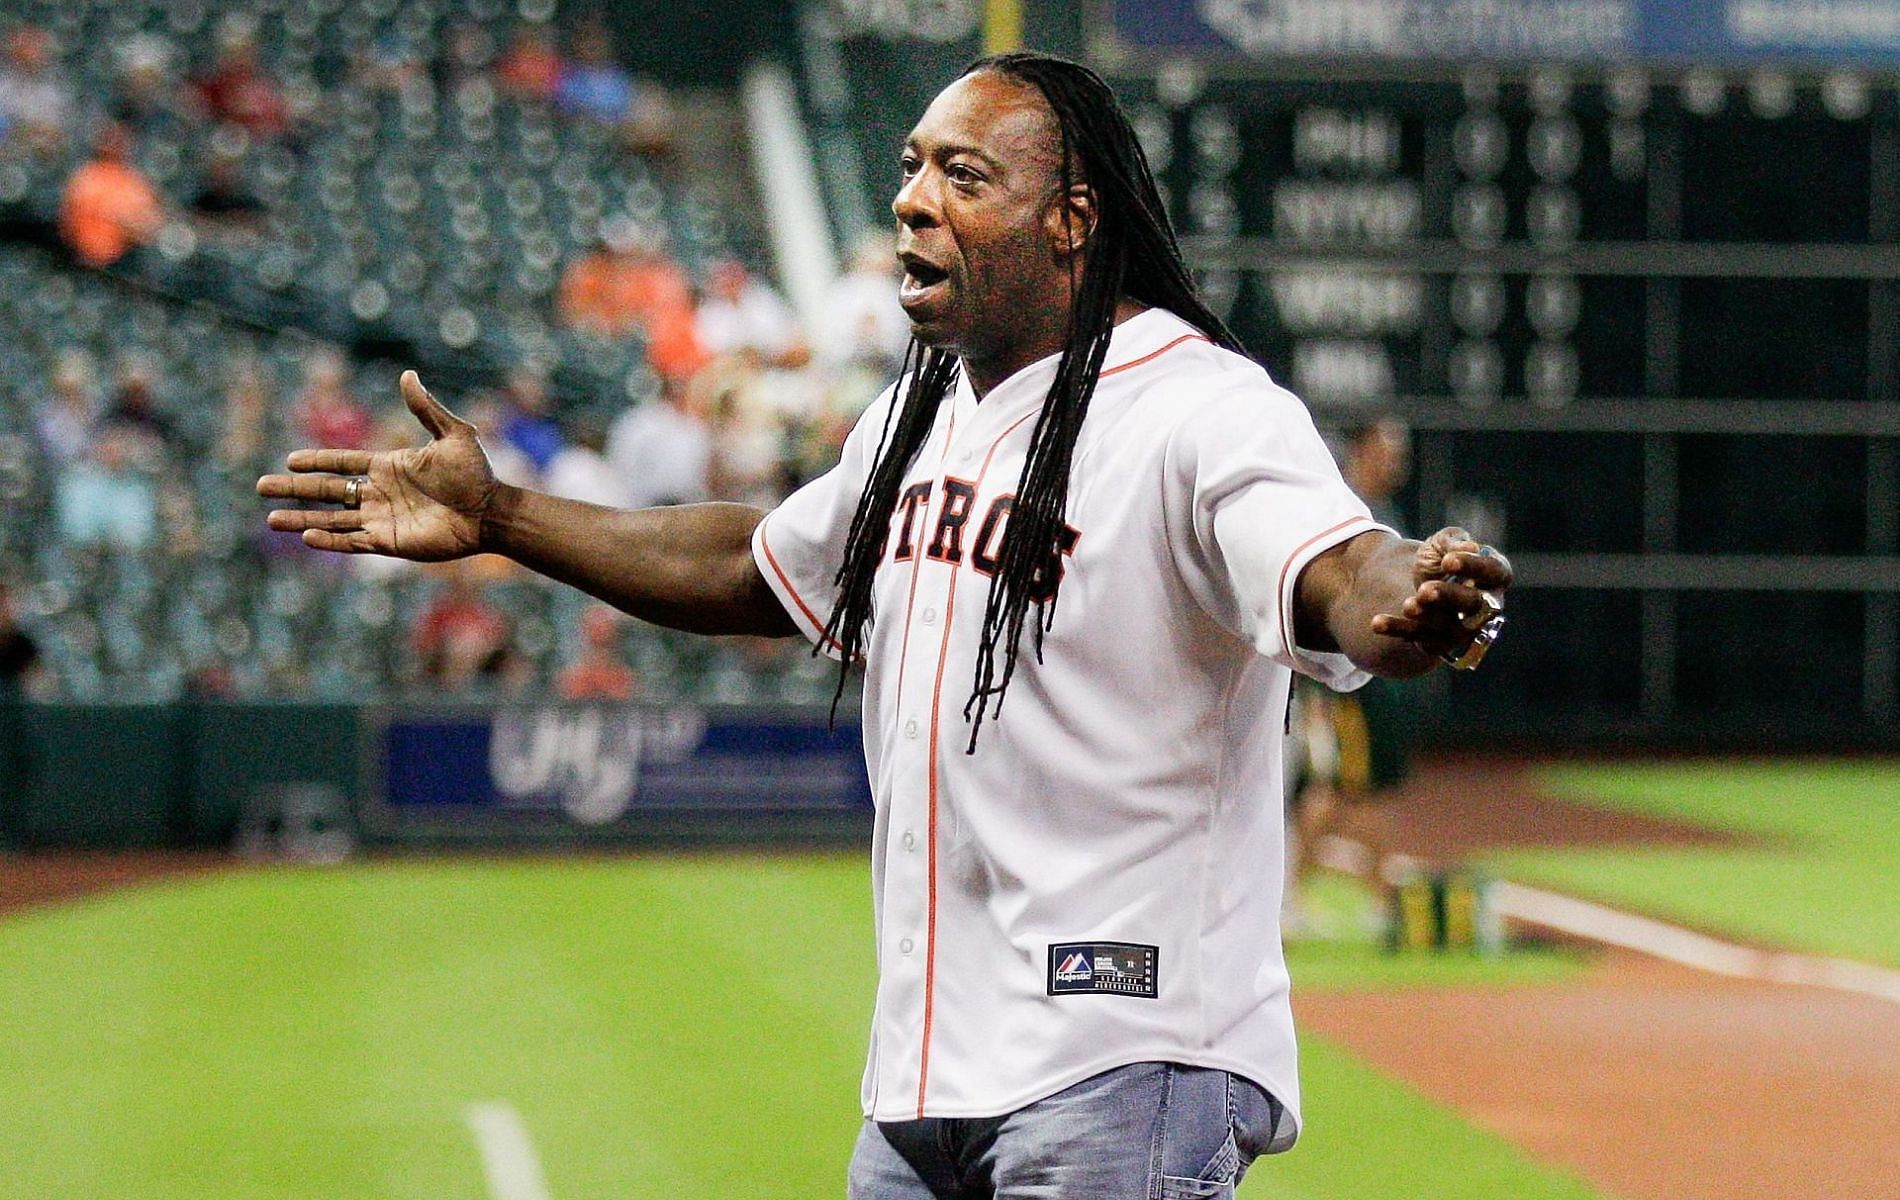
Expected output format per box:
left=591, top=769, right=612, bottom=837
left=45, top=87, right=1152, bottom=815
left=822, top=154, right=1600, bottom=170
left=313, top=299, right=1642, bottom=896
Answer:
left=753, top=308, right=1387, bottom=1147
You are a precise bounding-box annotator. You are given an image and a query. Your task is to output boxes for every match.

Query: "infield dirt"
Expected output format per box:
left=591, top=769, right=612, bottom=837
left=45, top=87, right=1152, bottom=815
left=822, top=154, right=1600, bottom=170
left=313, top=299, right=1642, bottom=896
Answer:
left=0, top=850, right=225, bottom=918
left=1297, top=756, right=1900, bottom=1200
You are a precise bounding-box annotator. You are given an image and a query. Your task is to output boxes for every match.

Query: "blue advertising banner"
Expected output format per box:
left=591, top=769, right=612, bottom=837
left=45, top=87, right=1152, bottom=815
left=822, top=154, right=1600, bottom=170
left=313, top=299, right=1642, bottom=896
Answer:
left=360, top=703, right=872, bottom=842
left=1108, top=0, right=1900, bottom=65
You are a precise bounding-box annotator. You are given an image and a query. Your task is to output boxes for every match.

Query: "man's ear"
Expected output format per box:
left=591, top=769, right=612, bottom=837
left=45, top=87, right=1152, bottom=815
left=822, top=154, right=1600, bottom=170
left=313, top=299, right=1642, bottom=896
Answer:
left=1046, top=183, right=1098, bottom=258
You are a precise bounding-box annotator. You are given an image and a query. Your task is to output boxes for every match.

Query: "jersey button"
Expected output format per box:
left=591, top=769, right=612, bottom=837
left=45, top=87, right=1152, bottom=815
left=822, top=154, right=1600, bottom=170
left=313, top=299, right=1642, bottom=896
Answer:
left=921, top=607, right=937, bottom=625
left=904, top=718, right=919, bottom=739
left=901, top=829, right=916, bottom=851
left=899, top=937, right=915, bottom=955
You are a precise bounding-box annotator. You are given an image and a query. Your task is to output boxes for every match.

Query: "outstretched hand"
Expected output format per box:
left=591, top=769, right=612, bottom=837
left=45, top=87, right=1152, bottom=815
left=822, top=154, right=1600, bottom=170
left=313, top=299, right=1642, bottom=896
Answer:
left=257, top=371, right=499, bottom=561
left=1368, top=527, right=1513, bottom=663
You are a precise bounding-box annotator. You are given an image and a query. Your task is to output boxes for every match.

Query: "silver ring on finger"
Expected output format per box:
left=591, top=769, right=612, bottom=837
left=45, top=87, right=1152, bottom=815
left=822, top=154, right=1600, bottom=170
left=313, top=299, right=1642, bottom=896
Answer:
left=342, top=476, right=365, bottom=509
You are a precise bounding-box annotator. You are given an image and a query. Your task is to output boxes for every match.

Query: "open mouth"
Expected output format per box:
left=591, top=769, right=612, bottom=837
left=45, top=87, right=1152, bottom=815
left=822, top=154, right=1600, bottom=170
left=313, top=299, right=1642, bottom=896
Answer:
left=898, top=255, right=950, bottom=307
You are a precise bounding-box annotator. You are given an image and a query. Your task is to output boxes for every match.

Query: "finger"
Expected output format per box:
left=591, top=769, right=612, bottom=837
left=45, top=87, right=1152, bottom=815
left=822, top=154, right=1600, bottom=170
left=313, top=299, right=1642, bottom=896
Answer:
left=256, top=472, right=358, bottom=503
left=1413, top=579, right=1491, bottom=615
left=1401, top=594, right=1477, bottom=629
left=1443, top=547, right=1514, bottom=590
left=267, top=507, right=365, bottom=533
left=283, top=448, right=374, bottom=475
left=1417, top=527, right=1479, bottom=577
left=1395, top=588, right=1489, bottom=646
left=1397, top=581, right=1466, bottom=620
left=1371, top=612, right=1424, bottom=640
left=401, top=370, right=468, bottom=441
left=1373, top=610, right=1472, bottom=656
left=302, top=528, right=376, bottom=553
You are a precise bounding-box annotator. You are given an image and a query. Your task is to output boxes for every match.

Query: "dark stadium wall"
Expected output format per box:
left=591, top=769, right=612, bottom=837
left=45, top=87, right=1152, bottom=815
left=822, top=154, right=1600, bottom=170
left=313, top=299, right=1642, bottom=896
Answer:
left=594, top=0, right=799, bottom=85
left=4, top=706, right=357, bottom=850
left=2, top=704, right=881, bottom=851
left=1025, top=0, right=1088, bottom=56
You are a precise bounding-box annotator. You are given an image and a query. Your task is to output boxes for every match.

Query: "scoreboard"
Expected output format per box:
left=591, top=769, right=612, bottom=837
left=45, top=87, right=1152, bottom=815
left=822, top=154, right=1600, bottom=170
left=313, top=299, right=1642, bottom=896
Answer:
left=1086, top=2, right=1900, bottom=743
left=814, top=0, right=1900, bottom=744
left=1126, top=67, right=1888, bottom=410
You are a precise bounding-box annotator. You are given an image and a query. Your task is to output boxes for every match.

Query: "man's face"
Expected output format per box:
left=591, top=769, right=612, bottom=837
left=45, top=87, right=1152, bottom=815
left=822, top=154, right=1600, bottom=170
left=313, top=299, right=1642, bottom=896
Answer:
left=893, top=71, right=1077, bottom=372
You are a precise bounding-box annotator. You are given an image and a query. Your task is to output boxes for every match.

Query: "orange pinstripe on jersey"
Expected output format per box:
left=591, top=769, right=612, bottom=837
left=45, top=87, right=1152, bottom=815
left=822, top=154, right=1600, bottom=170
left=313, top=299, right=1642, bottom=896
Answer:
left=1274, top=516, right=1377, bottom=664
left=914, top=330, right=1208, bottom=1115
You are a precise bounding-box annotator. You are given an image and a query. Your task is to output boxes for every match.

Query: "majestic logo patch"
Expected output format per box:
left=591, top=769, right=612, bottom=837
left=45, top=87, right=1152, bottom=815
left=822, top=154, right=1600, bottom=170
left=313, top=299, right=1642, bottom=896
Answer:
left=1054, top=952, right=1093, bottom=983
left=1047, top=942, right=1159, bottom=998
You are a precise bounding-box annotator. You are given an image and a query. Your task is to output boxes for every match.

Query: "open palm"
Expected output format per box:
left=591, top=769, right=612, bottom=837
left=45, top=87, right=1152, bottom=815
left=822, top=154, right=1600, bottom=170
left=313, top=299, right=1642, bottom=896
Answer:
left=258, top=371, right=499, bottom=562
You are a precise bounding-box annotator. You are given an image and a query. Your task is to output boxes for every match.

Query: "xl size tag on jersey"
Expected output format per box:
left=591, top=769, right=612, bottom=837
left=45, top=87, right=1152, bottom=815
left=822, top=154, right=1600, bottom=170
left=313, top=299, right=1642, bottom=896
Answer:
left=1047, top=942, right=1159, bottom=998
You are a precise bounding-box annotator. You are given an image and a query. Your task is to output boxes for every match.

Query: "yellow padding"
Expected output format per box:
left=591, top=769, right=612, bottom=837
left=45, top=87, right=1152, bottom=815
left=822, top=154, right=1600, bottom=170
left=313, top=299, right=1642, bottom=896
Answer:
left=1333, top=696, right=1372, bottom=796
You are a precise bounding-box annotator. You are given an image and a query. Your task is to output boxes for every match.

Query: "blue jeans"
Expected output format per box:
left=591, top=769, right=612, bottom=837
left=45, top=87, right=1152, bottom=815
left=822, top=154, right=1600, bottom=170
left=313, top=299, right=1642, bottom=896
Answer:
left=846, top=1063, right=1286, bottom=1199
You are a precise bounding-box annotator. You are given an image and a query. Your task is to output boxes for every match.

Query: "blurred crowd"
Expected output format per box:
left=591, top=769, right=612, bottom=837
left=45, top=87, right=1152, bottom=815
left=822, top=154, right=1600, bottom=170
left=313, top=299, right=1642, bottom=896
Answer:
left=0, top=12, right=912, bottom=704
left=18, top=12, right=689, bottom=257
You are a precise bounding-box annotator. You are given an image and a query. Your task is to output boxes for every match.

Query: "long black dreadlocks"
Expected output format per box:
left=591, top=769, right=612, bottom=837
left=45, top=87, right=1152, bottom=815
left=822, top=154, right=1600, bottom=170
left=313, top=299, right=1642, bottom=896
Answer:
left=820, top=51, right=1245, bottom=749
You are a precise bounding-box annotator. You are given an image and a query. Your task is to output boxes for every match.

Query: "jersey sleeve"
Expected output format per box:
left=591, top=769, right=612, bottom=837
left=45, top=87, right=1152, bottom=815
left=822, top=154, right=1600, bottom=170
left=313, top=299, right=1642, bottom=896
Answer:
left=751, top=384, right=901, bottom=659
left=1169, top=372, right=1393, bottom=691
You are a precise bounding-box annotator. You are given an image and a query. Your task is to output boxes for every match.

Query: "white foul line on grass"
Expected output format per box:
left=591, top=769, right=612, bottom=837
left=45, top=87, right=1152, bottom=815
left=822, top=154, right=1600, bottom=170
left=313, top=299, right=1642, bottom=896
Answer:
left=1490, top=881, right=1900, bottom=1007
left=1312, top=835, right=1900, bottom=1007
left=465, top=1102, right=555, bottom=1200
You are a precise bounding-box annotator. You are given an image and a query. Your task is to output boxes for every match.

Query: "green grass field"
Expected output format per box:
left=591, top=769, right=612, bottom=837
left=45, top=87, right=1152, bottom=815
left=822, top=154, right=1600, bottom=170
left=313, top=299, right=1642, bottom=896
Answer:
left=14, top=759, right=1879, bottom=1197
left=1493, top=759, right=1900, bottom=967
left=0, top=855, right=1603, bottom=1199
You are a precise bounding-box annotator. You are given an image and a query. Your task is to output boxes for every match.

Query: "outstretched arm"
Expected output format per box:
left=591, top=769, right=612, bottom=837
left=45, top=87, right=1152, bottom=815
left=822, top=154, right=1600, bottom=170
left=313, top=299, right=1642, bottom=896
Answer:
left=257, top=371, right=797, bottom=638
left=1293, top=527, right=1513, bottom=678
left=479, top=489, right=794, bottom=636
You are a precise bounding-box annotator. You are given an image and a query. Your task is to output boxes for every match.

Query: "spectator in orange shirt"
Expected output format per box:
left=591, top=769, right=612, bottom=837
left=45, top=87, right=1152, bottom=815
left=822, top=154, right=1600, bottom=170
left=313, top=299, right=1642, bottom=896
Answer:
left=60, top=123, right=165, bottom=268
left=496, top=24, right=562, bottom=103
left=557, top=218, right=709, bottom=382
left=554, top=604, right=640, bottom=701
left=647, top=305, right=712, bottom=384
left=556, top=218, right=694, bottom=339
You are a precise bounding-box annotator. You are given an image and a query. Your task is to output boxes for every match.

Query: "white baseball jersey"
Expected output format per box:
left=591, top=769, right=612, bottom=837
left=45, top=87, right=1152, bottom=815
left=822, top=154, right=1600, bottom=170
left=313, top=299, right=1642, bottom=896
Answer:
left=752, top=307, right=1386, bottom=1144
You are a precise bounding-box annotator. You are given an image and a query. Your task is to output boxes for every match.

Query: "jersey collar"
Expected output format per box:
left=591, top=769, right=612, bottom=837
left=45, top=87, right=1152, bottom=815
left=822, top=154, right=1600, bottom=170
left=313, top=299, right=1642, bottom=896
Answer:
left=948, top=307, right=1205, bottom=431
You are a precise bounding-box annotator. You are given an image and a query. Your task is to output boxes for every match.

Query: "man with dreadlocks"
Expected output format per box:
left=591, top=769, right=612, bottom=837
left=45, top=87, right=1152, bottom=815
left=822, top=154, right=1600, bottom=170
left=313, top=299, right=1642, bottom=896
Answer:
left=261, top=50, right=1512, bottom=1200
